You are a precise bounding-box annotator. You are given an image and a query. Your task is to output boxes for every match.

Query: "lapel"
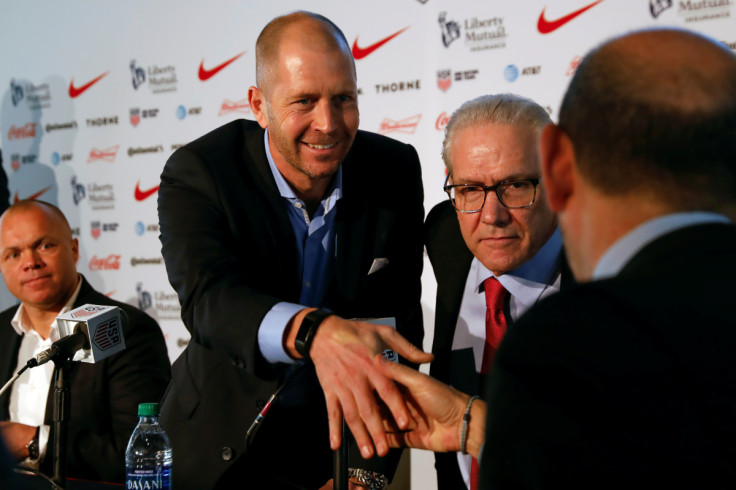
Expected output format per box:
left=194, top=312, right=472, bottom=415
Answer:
left=426, top=202, right=474, bottom=372
left=0, top=312, right=22, bottom=418
left=240, top=122, right=300, bottom=299
left=333, top=150, right=370, bottom=304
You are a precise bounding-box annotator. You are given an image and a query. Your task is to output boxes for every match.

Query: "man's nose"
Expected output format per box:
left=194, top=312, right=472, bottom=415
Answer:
left=21, top=250, right=43, bottom=270
left=313, top=100, right=338, bottom=133
left=480, top=191, right=512, bottom=226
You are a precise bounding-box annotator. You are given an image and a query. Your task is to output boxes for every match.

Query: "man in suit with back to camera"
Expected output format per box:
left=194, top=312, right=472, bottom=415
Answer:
left=372, top=27, right=736, bottom=488
left=157, top=10, right=430, bottom=489
left=426, top=93, right=570, bottom=489
left=0, top=199, right=171, bottom=482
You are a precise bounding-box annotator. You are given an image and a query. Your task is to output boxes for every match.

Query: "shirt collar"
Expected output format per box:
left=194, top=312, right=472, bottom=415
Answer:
left=11, top=274, right=84, bottom=338
left=472, top=227, right=563, bottom=308
left=263, top=129, right=343, bottom=206
left=594, top=212, right=731, bottom=280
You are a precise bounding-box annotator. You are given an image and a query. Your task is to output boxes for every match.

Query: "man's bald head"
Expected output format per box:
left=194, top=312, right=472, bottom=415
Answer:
left=255, top=11, right=355, bottom=98
left=559, top=28, right=736, bottom=211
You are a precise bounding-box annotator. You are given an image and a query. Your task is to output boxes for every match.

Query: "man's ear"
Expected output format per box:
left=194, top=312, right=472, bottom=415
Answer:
left=540, top=123, right=576, bottom=213
left=248, top=86, right=269, bottom=129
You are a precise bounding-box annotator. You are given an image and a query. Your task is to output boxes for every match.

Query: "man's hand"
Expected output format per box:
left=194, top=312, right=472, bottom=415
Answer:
left=0, top=421, right=37, bottom=461
left=372, top=355, right=487, bottom=459
left=286, top=309, right=433, bottom=459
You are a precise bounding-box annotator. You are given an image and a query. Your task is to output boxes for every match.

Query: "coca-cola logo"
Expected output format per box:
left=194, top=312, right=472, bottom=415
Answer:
left=8, top=123, right=37, bottom=140
left=436, top=112, right=451, bottom=131
left=89, top=254, right=121, bottom=271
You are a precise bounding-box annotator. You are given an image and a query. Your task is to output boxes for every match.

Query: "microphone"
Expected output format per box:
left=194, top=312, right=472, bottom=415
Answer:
left=30, top=304, right=126, bottom=367
left=28, top=328, right=90, bottom=367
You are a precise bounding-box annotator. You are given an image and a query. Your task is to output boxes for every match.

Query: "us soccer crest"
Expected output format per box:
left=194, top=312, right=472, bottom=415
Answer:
left=437, top=70, right=452, bottom=92
left=129, top=108, right=140, bottom=127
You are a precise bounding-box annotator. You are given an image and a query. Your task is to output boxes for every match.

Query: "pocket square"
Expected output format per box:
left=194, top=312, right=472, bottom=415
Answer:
left=368, top=258, right=389, bottom=275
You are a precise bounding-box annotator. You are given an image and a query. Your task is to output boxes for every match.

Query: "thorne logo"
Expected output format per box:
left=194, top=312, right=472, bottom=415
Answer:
left=88, top=145, right=119, bottom=163
left=219, top=99, right=250, bottom=116
left=436, top=112, right=451, bottom=131
left=374, top=80, right=421, bottom=94
left=438, top=11, right=507, bottom=51
left=86, top=116, right=119, bottom=128
left=130, top=59, right=178, bottom=94
left=89, top=254, right=121, bottom=271
left=378, top=115, right=422, bottom=135
left=8, top=123, right=37, bottom=140
left=678, top=0, right=732, bottom=22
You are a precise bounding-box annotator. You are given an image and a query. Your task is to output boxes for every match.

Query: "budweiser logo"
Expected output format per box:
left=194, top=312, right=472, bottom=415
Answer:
left=435, top=112, right=451, bottom=131
left=8, top=123, right=36, bottom=140
left=88, top=145, right=119, bottom=163
left=219, top=99, right=250, bottom=116
left=378, top=115, right=422, bottom=135
left=89, top=254, right=121, bottom=270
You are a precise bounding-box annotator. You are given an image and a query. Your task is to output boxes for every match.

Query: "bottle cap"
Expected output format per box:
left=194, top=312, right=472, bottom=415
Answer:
left=138, top=403, right=160, bottom=417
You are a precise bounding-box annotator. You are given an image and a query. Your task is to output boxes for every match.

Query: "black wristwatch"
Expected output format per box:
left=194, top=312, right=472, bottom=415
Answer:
left=294, top=309, right=333, bottom=360
left=26, top=426, right=40, bottom=461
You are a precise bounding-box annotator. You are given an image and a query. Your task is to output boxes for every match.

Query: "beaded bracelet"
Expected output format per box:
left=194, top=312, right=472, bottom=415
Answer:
left=460, top=395, right=481, bottom=455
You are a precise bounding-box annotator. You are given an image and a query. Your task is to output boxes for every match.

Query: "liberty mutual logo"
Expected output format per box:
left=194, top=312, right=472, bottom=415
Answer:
left=438, top=12, right=461, bottom=47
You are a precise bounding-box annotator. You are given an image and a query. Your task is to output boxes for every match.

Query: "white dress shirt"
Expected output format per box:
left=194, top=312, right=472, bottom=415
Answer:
left=452, top=228, right=563, bottom=487
left=8, top=277, right=82, bottom=466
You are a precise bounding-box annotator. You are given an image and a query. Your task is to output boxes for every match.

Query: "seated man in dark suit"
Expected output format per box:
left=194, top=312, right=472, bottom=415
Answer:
left=426, top=93, right=568, bottom=489
left=0, top=199, right=171, bottom=482
left=373, top=27, right=736, bottom=488
left=157, top=10, right=430, bottom=489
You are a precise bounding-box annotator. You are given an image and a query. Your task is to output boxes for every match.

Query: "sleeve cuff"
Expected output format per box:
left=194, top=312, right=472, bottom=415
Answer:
left=258, top=302, right=304, bottom=364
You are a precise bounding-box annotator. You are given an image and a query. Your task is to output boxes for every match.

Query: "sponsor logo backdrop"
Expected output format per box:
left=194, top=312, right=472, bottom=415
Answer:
left=0, top=1, right=733, bottom=487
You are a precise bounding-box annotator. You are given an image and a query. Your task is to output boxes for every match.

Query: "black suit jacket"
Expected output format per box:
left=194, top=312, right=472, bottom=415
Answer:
left=157, top=119, right=424, bottom=489
left=481, top=223, right=736, bottom=489
left=425, top=200, right=571, bottom=489
left=0, top=276, right=171, bottom=482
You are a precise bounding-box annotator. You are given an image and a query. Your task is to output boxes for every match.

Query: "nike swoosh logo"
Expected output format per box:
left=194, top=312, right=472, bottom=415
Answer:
left=198, top=52, right=245, bottom=81
left=14, top=186, right=51, bottom=203
left=352, top=27, right=409, bottom=60
left=538, top=0, right=605, bottom=34
left=134, top=181, right=160, bottom=201
left=68, top=72, right=108, bottom=98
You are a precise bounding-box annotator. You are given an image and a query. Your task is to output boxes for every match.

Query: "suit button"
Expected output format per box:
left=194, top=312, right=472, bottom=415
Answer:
left=221, top=447, right=234, bottom=461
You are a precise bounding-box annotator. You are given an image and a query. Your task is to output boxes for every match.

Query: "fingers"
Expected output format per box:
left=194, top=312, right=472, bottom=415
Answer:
left=379, top=327, right=434, bottom=365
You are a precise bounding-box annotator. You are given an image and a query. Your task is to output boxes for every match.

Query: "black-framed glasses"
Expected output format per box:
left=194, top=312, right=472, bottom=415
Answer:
left=443, top=173, right=540, bottom=213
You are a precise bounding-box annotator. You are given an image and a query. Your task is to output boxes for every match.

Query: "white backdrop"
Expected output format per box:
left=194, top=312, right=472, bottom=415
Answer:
left=1, top=1, right=733, bottom=487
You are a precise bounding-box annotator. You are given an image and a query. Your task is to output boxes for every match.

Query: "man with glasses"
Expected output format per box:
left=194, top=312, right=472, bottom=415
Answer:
left=425, top=93, right=569, bottom=489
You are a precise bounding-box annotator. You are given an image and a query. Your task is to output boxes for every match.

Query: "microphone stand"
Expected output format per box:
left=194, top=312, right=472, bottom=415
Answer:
left=333, top=418, right=348, bottom=490
left=52, top=359, right=72, bottom=488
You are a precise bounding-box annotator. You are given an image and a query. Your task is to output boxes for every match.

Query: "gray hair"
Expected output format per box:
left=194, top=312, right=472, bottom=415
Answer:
left=442, top=93, right=552, bottom=171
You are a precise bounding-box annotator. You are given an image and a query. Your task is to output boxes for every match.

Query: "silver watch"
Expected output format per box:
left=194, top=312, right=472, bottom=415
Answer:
left=348, top=468, right=388, bottom=490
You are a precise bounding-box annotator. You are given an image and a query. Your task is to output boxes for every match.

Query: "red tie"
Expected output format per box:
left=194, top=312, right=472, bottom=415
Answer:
left=471, top=277, right=508, bottom=490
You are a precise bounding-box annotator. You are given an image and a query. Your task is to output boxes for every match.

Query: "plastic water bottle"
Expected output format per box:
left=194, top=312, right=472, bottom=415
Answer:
left=125, top=402, right=172, bottom=489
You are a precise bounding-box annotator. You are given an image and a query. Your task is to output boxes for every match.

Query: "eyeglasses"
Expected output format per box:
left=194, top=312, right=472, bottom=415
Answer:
left=443, top=173, right=540, bottom=213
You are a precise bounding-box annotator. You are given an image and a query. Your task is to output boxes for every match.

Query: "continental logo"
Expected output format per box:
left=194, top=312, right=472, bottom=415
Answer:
left=128, top=145, right=164, bottom=157
left=130, top=257, right=164, bottom=266
left=46, top=121, right=78, bottom=132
